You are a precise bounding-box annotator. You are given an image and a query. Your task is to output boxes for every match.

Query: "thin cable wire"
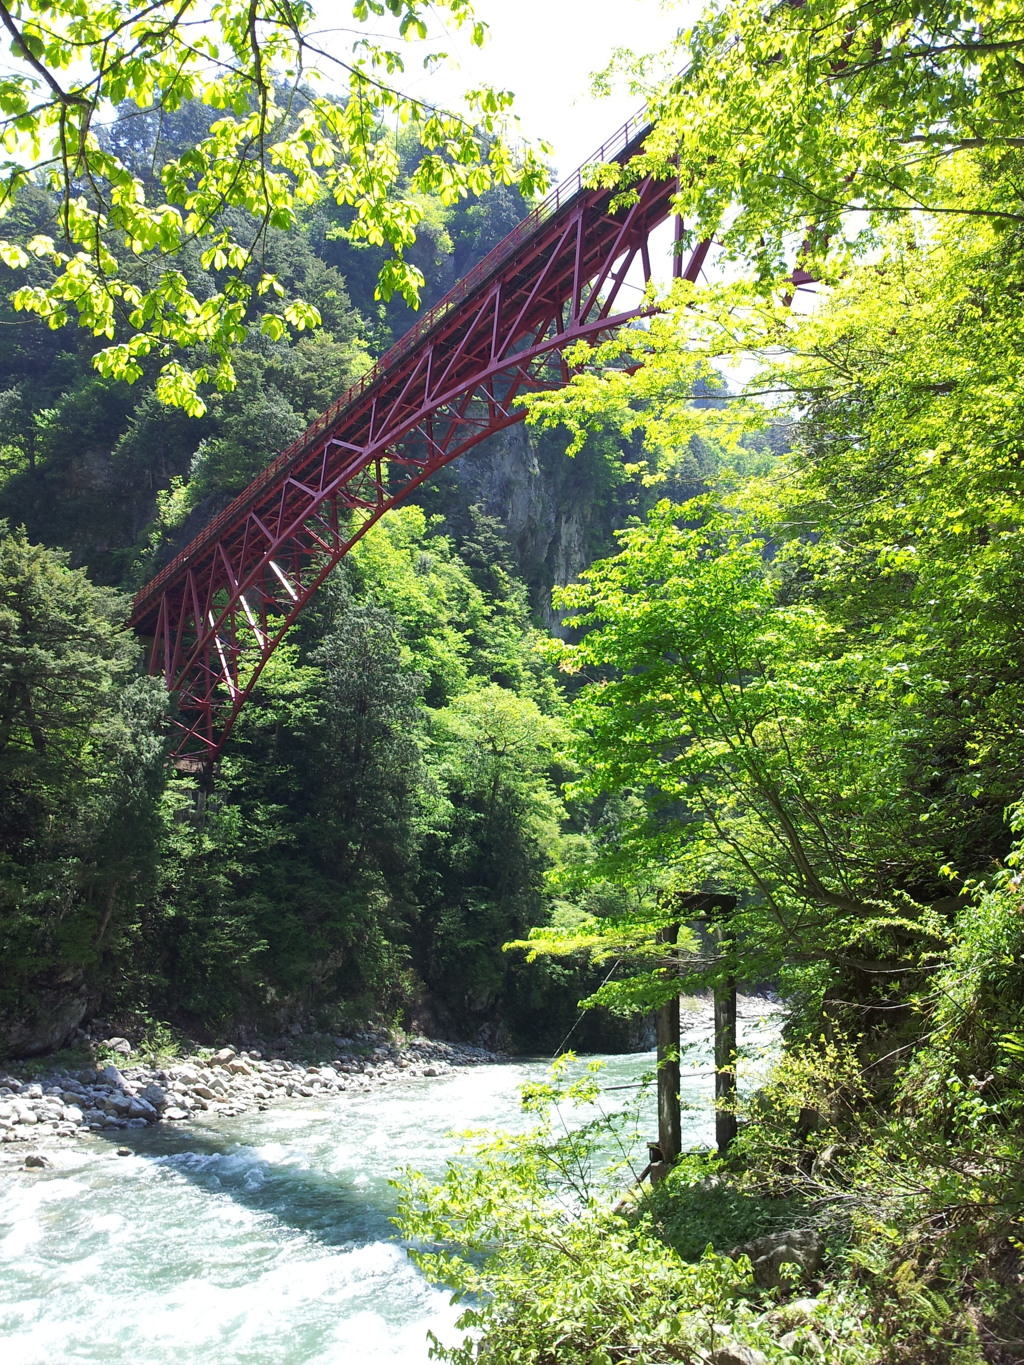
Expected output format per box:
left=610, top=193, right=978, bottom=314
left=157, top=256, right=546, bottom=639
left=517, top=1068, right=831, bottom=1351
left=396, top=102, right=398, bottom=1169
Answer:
left=550, top=958, right=622, bottom=1059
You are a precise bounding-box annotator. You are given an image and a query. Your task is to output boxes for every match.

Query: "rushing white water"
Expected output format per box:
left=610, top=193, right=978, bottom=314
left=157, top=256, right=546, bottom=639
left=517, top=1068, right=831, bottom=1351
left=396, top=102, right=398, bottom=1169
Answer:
left=0, top=1003, right=781, bottom=1365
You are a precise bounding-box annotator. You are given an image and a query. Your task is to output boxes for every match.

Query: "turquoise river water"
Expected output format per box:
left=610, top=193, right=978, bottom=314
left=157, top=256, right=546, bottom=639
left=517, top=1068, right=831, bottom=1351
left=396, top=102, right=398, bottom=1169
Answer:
left=0, top=1002, right=780, bottom=1365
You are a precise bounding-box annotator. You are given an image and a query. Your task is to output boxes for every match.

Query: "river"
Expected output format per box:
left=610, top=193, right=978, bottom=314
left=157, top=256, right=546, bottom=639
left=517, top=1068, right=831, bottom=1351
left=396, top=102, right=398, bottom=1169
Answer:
left=0, top=1002, right=781, bottom=1365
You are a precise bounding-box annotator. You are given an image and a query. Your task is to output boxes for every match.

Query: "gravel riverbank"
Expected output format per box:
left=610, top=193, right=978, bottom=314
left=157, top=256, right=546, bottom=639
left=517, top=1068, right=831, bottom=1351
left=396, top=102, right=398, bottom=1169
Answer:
left=0, top=1033, right=498, bottom=1157
left=0, top=996, right=782, bottom=1165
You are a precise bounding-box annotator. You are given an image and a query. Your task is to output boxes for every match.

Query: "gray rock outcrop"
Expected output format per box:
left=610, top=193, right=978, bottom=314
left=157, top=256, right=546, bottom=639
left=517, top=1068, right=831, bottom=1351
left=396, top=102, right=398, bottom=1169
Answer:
left=711, top=1346, right=767, bottom=1365
left=729, top=1229, right=824, bottom=1289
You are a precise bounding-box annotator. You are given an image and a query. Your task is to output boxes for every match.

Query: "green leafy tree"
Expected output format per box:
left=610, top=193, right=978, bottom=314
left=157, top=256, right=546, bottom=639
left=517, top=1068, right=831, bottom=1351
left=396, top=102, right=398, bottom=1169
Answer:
left=415, top=684, right=566, bottom=1031
left=395, top=1057, right=883, bottom=1364
left=617, top=0, right=1024, bottom=278
left=0, top=0, right=548, bottom=413
left=516, top=499, right=947, bottom=1008
left=0, top=523, right=165, bottom=1052
left=128, top=508, right=583, bottom=1039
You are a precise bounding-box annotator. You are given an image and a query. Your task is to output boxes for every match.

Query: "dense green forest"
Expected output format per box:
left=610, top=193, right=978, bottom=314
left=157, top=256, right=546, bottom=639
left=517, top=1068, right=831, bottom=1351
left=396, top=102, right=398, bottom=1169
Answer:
left=0, top=92, right=704, bottom=1057
left=2, top=0, right=1024, bottom=1359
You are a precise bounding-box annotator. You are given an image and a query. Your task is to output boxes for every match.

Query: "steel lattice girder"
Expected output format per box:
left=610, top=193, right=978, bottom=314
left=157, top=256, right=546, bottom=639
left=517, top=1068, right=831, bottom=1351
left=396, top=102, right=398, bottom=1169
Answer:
left=130, top=114, right=700, bottom=764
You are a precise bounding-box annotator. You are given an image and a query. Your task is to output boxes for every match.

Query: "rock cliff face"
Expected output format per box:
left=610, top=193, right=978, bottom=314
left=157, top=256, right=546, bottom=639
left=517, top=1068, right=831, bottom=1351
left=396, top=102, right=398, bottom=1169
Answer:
left=433, top=421, right=645, bottom=631
left=0, top=976, right=97, bottom=1058
left=453, top=426, right=585, bottom=626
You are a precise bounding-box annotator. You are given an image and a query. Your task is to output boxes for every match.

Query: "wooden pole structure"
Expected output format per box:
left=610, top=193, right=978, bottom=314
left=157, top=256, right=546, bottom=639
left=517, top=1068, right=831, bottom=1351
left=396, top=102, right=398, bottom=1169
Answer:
left=713, top=921, right=738, bottom=1155
left=655, top=923, right=681, bottom=1172
left=647, top=893, right=739, bottom=1179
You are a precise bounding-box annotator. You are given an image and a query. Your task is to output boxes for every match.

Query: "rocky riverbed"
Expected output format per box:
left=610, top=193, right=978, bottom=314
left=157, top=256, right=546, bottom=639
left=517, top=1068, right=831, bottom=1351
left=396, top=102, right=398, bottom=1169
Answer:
left=0, top=1033, right=497, bottom=1155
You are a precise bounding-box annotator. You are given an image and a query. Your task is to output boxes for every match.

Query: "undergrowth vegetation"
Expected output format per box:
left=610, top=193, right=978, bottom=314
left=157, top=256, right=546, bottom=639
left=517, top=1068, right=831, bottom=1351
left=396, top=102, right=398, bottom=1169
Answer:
left=398, top=872, right=1024, bottom=1362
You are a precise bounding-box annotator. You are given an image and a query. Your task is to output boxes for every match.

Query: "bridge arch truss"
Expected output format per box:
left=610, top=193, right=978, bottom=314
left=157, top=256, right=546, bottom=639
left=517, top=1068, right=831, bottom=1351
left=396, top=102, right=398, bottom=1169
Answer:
left=130, top=113, right=706, bottom=765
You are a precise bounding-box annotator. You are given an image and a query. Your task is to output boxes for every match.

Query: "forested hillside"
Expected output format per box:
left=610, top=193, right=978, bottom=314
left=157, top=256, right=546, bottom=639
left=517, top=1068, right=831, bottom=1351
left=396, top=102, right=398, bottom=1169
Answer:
left=0, top=96, right=719, bottom=1057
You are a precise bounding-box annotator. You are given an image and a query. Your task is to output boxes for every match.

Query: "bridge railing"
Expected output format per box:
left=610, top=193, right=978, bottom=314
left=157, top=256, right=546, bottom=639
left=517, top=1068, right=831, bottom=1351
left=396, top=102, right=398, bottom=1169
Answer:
left=133, top=107, right=653, bottom=616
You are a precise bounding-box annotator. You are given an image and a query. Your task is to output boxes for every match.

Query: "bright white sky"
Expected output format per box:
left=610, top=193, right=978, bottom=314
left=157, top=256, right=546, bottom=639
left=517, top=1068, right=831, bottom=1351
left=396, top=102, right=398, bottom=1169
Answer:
left=311, top=0, right=693, bottom=182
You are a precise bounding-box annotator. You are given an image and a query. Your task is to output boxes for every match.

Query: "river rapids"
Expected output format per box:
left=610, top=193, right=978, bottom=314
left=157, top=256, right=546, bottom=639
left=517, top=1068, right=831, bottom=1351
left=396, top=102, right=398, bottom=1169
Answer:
left=0, top=1003, right=781, bottom=1364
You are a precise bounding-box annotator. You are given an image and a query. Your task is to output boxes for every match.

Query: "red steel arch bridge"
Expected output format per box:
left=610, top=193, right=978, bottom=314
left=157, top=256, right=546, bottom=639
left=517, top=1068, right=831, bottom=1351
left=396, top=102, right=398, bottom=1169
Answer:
left=130, top=109, right=711, bottom=768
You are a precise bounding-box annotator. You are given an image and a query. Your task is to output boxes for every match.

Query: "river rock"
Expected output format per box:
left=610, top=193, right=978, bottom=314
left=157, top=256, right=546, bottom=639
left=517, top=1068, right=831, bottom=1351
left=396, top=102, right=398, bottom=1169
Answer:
left=711, top=1346, right=767, bottom=1365
left=785, top=1298, right=821, bottom=1317
left=169, top=1065, right=201, bottom=1085
left=138, top=1084, right=167, bottom=1110
left=102, top=1038, right=132, bottom=1056
left=24, top=1153, right=53, bottom=1168
left=211, top=1048, right=235, bottom=1066
left=0, top=978, right=97, bottom=1057
left=811, top=1144, right=843, bottom=1180
left=163, top=1106, right=189, bottom=1120
left=730, top=1230, right=823, bottom=1289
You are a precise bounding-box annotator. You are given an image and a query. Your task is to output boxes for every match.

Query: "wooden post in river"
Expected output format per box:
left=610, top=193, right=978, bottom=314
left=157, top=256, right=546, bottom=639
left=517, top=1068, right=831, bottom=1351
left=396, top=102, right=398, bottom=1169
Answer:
left=649, top=893, right=739, bottom=1179
left=712, top=911, right=738, bottom=1156
left=713, top=954, right=738, bottom=1154
left=655, top=923, right=681, bottom=1172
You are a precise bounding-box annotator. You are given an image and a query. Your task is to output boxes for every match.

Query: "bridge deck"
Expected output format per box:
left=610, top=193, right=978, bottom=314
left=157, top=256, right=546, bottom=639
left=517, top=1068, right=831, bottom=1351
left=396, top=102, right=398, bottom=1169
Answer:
left=130, top=110, right=659, bottom=634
